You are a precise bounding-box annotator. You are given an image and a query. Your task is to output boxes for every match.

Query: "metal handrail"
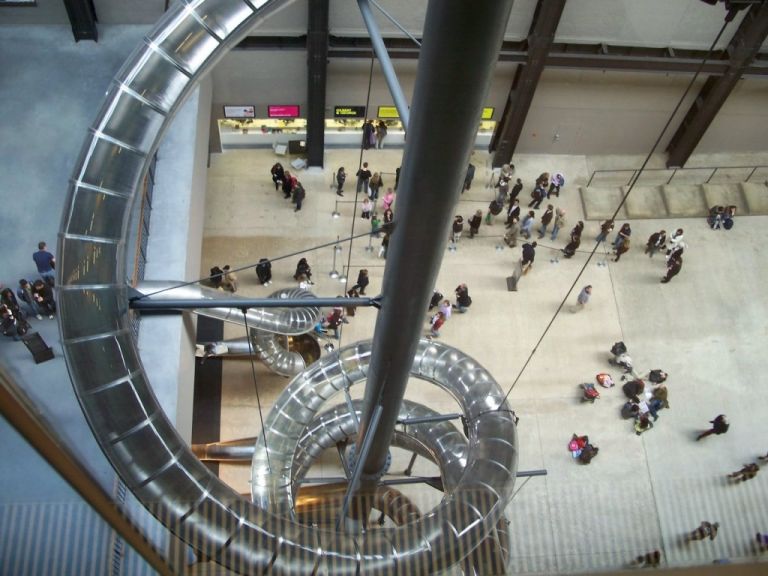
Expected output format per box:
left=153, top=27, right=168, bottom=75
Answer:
left=587, top=164, right=767, bottom=187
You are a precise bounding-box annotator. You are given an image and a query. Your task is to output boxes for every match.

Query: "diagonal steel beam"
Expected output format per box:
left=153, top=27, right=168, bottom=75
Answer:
left=490, top=0, right=567, bottom=167
left=666, top=1, right=768, bottom=167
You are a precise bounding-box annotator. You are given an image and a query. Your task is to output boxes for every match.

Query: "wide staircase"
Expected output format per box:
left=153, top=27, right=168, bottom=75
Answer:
left=579, top=166, right=768, bottom=221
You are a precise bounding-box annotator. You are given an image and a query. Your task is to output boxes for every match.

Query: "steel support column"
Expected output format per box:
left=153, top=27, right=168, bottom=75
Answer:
left=356, top=0, right=514, bottom=487
left=490, top=0, right=566, bottom=167
left=62, top=0, right=98, bottom=42
left=306, top=0, right=329, bottom=167
left=666, top=1, right=768, bottom=167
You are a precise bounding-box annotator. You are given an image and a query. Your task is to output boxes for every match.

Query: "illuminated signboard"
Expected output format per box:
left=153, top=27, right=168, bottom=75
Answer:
left=481, top=107, right=495, bottom=120
left=334, top=106, right=366, bottom=118
left=377, top=106, right=400, bottom=119
left=268, top=105, right=301, bottom=118
left=223, top=105, right=255, bottom=118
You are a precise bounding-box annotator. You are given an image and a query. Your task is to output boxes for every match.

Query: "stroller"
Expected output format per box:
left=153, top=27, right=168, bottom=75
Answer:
left=255, top=258, right=272, bottom=285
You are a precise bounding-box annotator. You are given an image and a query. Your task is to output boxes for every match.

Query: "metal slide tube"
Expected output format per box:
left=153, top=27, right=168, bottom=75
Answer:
left=356, top=0, right=514, bottom=482
left=357, top=0, right=411, bottom=128
left=56, top=0, right=519, bottom=573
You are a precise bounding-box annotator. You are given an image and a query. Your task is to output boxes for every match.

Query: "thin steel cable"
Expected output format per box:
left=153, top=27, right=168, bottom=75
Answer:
left=498, top=16, right=733, bottom=407
left=240, top=308, right=271, bottom=471
left=133, top=227, right=379, bottom=300
left=338, top=55, right=377, bottom=342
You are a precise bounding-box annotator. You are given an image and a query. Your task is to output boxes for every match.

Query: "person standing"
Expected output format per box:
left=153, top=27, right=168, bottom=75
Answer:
left=221, top=265, right=238, bottom=292
left=668, top=228, right=685, bottom=254
left=661, top=254, right=683, bottom=283
left=282, top=170, right=297, bottom=199
left=270, top=162, right=285, bottom=190
left=520, top=211, right=535, bottom=239
left=468, top=210, right=482, bottom=238
left=32, top=279, right=56, bottom=318
left=696, top=414, right=729, bottom=441
left=613, top=223, right=631, bottom=250
left=562, top=221, right=583, bottom=259
left=16, top=279, right=42, bottom=320
left=521, top=241, right=537, bottom=275
left=509, top=178, right=523, bottom=204
left=369, top=172, right=383, bottom=200
left=361, top=197, right=373, bottom=220
left=645, top=230, right=667, bottom=258
left=33, top=241, right=56, bottom=286
left=537, top=205, right=554, bottom=239
left=356, top=162, right=372, bottom=195
left=550, top=208, right=566, bottom=241
left=336, top=167, right=346, bottom=196
left=292, top=182, right=306, bottom=212
left=371, top=213, right=381, bottom=237
left=362, top=119, right=374, bottom=150
left=381, top=188, right=395, bottom=212
left=376, top=120, right=387, bottom=149
left=463, top=163, right=476, bottom=191
left=451, top=216, right=464, bottom=243
left=504, top=218, right=520, bottom=247
left=596, top=219, right=614, bottom=243
left=528, top=184, right=545, bottom=209
left=428, top=311, right=446, bottom=338
left=573, top=285, right=592, bottom=312
left=505, top=199, right=521, bottom=228
left=453, top=284, right=472, bottom=313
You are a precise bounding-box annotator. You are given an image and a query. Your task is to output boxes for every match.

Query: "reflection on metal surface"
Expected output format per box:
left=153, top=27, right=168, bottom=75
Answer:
left=136, top=282, right=321, bottom=376
left=57, top=0, right=519, bottom=573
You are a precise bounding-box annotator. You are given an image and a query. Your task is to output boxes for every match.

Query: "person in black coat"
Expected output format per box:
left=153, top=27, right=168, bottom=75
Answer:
left=352, top=269, right=370, bottom=295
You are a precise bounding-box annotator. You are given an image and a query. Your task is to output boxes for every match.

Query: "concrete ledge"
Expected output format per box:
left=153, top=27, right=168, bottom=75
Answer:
left=579, top=186, right=627, bottom=221
left=741, top=182, right=768, bottom=214
left=622, top=185, right=666, bottom=219
left=702, top=183, right=747, bottom=214
left=662, top=184, right=708, bottom=217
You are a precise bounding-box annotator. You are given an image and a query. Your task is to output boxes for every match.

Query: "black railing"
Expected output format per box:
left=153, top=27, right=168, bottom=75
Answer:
left=587, top=164, right=768, bottom=187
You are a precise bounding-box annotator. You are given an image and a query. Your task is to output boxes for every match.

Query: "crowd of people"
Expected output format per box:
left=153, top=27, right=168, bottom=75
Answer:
left=1, top=241, right=58, bottom=340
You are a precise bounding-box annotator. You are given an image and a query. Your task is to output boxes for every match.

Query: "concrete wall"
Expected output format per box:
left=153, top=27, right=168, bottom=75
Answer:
left=139, top=76, right=213, bottom=444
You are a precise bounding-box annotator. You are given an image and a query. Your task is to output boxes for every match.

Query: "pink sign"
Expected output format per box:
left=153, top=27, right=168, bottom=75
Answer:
left=268, top=105, right=300, bottom=118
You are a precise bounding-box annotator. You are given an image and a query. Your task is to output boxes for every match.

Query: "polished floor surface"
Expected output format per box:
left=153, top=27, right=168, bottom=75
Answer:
left=202, top=147, right=768, bottom=573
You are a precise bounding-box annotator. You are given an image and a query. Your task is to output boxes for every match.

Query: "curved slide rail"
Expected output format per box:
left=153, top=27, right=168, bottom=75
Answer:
left=137, top=282, right=320, bottom=376
left=57, top=0, right=519, bottom=573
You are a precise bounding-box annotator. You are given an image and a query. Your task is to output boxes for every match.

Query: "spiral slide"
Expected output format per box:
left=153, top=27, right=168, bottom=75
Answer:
left=135, top=281, right=321, bottom=376
left=57, top=1, right=518, bottom=573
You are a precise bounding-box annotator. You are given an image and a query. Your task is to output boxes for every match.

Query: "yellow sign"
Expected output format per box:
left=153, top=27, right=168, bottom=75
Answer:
left=481, top=107, right=495, bottom=120
left=377, top=106, right=400, bottom=119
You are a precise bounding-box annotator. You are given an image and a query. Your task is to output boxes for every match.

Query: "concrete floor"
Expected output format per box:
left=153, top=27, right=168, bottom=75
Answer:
left=202, top=147, right=768, bottom=574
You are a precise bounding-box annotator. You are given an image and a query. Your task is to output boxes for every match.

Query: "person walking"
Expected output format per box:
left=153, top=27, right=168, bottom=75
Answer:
left=528, top=183, right=545, bottom=209
left=504, top=218, right=519, bottom=247
left=521, top=241, right=537, bottom=275
left=537, top=205, right=554, bottom=239
left=356, top=162, right=372, bottom=194
left=661, top=254, right=683, bottom=283
left=613, top=223, right=631, bottom=250
left=550, top=208, right=566, bottom=241
left=33, top=241, right=56, bottom=286
left=520, top=211, right=535, bottom=239
left=336, top=167, right=346, bottom=196
left=351, top=269, right=369, bottom=295
left=509, top=178, right=523, bottom=204
left=573, top=285, right=592, bottom=312
left=562, top=221, right=583, bottom=259
left=369, top=172, right=384, bottom=200
left=689, top=521, right=720, bottom=541
left=696, top=414, right=729, bottom=441
left=505, top=199, right=521, bottom=228
left=728, top=463, right=759, bottom=483
left=596, top=219, right=614, bottom=243
left=463, top=163, right=476, bottom=191
left=645, top=230, right=666, bottom=257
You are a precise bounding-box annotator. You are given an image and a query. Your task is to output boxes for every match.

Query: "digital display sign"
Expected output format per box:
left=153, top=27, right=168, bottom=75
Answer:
left=481, top=107, right=495, bottom=120
left=334, top=106, right=367, bottom=118
left=377, top=106, right=400, bottom=119
left=223, top=105, right=255, bottom=118
left=268, top=105, right=301, bottom=118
